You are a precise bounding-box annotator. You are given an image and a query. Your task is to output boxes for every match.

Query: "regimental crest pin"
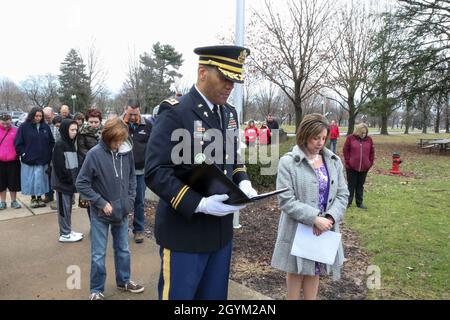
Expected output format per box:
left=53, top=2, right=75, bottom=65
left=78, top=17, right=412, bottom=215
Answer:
left=194, top=153, right=206, bottom=164
left=238, top=50, right=248, bottom=64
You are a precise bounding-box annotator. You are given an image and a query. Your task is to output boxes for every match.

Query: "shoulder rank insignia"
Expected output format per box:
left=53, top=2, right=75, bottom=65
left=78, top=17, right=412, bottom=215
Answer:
left=162, top=98, right=179, bottom=106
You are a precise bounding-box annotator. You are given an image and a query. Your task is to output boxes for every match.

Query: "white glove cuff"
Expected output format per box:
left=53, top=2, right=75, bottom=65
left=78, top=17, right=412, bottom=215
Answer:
left=239, top=180, right=252, bottom=189
left=195, top=197, right=207, bottom=213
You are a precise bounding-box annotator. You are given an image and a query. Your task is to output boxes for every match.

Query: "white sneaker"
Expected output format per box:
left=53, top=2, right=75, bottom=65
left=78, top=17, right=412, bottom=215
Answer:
left=71, top=231, right=84, bottom=238
left=59, top=233, right=83, bottom=243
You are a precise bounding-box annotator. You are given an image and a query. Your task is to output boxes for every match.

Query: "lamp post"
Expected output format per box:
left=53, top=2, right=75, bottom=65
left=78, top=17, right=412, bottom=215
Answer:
left=71, top=94, right=77, bottom=114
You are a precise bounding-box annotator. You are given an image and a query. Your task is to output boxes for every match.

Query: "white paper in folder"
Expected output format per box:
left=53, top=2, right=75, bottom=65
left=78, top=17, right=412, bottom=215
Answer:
left=290, top=223, right=341, bottom=265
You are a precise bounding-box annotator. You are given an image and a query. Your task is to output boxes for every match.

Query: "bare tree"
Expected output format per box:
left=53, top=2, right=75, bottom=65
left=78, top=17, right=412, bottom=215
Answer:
left=0, top=79, right=28, bottom=111
left=21, top=74, right=59, bottom=108
left=242, top=78, right=255, bottom=123
left=122, top=50, right=144, bottom=107
left=324, top=1, right=372, bottom=135
left=254, top=82, right=282, bottom=120
left=80, top=42, right=108, bottom=105
left=247, top=0, right=335, bottom=130
left=277, top=93, right=295, bottom=125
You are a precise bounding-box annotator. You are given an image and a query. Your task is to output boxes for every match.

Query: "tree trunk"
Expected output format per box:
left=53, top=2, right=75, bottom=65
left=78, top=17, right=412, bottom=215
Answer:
left=434, top=94, right=442, bottom=133
left=294, top=103, right=303, bottom=132
left=380, top=114, right=389, bottom=135
left=434, top=107, right=441, bottom=133
left=346, top=97, right=356, bottom=135
left=446, top=98, right=450, bottom=133
left=404, top=98, right=413, bottom=134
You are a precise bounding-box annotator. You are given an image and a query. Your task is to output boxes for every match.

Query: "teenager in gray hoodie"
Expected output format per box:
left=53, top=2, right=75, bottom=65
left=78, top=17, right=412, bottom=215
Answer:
left=76, top=117, right=144, bottom=300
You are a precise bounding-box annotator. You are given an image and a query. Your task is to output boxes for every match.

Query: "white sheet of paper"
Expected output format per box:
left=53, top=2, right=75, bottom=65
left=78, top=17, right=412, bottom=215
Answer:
left=290, top=223, right=342, bottom=265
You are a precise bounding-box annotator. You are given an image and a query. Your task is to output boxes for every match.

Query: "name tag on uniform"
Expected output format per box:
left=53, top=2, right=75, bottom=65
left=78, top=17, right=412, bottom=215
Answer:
left=194, top=121, right=205, bottom=139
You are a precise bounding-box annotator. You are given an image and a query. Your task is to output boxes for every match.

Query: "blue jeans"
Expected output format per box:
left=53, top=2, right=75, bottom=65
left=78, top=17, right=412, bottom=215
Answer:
left=133, top=174, right=145, bottom=233
left=46, top=171, right=54, bottom=201
left=90, top=213, right=130, bottom=293
left=330, top=139, right=337, bottom=154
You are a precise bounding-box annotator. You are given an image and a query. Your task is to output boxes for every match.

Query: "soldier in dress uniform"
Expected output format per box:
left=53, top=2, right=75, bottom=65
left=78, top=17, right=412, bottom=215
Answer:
left=156, top=92, right=183, bottom=116
left=145, top=45, right=257, bottom=300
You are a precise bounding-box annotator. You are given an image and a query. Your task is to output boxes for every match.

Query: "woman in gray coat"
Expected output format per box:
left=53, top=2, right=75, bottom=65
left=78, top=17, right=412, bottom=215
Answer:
left=271, top=113, right=349, bottom=300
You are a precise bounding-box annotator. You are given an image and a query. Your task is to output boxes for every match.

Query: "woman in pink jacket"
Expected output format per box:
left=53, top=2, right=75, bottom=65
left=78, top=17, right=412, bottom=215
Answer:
left=0, top=113, right=21, bottom=210
left=343, top=123, right=375, bottom=209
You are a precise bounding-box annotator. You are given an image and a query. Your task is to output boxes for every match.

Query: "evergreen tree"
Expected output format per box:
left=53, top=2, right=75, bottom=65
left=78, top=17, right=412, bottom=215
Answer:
left=58, top=49, right=91, bottom=113
left=139, top=42, right=183, bottom=113
left=364, top=14, right=405, bottom=134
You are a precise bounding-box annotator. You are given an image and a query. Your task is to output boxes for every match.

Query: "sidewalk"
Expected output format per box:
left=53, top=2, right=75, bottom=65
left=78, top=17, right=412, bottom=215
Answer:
left=0, top=194, right=270, bottom=300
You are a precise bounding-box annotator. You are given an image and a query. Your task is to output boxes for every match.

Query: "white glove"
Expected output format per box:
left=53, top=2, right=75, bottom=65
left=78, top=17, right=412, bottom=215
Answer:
left=195, top=194, right=245, bottom=217
left=239, top=180, right=258, bottom=198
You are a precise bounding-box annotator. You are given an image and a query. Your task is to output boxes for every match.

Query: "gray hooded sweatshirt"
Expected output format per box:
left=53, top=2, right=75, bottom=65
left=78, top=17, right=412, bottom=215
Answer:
left=76, top=139, right=136, bottom=225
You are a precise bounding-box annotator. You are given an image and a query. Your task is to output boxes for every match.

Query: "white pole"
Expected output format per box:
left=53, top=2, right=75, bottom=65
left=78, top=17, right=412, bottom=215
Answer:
left=233, top=0, right=245, bottom=229
left=234, top=0, right=245, bottom=120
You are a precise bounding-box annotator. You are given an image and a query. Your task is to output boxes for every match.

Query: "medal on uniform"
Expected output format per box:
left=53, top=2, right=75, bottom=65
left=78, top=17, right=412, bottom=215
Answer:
left=203, top=112, right=208, bottom=117
left=194, top=153, right=206, bottom=164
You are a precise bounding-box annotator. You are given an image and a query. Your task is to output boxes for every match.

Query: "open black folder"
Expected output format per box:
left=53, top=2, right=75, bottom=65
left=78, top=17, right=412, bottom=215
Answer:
left=176, top=163, right=289, bottom=205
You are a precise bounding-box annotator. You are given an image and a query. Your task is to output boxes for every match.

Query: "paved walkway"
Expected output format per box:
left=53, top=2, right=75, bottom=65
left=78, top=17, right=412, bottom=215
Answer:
left=0, top=194, right=270, bottom=300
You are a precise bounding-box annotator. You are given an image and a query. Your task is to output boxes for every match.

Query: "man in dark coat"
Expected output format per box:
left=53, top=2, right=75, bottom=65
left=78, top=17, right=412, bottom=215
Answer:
left=145, top=45, right=257, bottom=300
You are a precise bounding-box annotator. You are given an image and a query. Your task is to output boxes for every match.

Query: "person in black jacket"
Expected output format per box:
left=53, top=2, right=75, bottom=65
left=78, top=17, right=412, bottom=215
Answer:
left=145, top=45, right=257, bottom=300
left=14, top=107, right=55, bottom=208
left=266, top=114, right=279, bottom=144
left=120, top=99, right=152, bottom=243
left=51, top=119, right=83, bottom=243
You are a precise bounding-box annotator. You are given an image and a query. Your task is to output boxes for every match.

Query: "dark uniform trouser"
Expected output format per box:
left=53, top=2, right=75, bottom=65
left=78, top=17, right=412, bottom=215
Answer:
left=158, top=241, right=232, bottom=300
left=346, top=168, right=368, bottom=207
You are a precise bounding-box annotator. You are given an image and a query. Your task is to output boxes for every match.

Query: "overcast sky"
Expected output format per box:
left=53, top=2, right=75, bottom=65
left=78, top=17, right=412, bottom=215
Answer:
left=0, top=0, right=261, bottom=94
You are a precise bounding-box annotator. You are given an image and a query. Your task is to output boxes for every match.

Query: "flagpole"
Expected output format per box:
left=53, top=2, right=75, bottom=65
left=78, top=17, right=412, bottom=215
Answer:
left=233, top=0, right=245, bottom=229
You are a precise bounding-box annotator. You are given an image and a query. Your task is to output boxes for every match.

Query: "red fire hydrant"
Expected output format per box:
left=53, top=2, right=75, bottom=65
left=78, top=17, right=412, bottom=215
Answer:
left=390, top=152, right=402, bottom=174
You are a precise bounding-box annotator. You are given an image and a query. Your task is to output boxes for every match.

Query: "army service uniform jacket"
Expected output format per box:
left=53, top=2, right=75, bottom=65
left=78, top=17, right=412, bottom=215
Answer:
left=145, top=86, right=249, bottom=253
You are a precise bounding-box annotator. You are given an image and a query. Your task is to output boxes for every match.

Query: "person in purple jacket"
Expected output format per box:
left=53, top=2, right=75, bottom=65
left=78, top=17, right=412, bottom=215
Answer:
left=343, top=123, right=375, bottom=209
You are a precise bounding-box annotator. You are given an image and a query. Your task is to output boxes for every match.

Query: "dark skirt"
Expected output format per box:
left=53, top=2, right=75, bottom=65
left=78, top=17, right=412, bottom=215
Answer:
left=0, top=160, right=21, bottom=192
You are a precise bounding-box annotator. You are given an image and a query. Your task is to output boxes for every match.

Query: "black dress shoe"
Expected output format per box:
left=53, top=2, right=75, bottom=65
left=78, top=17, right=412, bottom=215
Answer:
left=357, top=204, right=368, bottom=209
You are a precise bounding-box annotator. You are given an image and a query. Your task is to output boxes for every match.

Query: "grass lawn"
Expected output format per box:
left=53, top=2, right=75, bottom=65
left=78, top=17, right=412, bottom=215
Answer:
left=340, top=133, right=450, bottom=299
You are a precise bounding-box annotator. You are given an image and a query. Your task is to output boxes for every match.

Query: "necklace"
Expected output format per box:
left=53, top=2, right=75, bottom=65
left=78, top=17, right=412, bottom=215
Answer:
left=306, top=154, right=320, bottom=165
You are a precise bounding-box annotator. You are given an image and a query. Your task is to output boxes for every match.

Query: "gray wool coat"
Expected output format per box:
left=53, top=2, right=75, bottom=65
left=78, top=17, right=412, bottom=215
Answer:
left=271, top=145, right=349, bottom=280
